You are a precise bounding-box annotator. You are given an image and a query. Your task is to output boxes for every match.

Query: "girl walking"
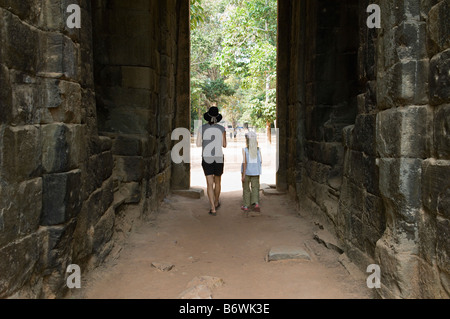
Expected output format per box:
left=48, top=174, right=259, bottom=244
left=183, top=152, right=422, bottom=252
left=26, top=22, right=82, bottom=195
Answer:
left=241, top=132, right=262, bottom=214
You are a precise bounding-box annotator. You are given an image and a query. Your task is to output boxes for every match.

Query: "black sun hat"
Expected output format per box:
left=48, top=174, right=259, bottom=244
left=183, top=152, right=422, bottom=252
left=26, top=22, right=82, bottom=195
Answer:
left=204, top=106, right=223, bottom=124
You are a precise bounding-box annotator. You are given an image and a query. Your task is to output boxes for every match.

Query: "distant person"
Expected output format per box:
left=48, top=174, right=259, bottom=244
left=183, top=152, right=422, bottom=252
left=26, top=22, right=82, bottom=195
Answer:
left=241, top=132, right=262, bottom=214
left=196, top=106, right=227, bottom=216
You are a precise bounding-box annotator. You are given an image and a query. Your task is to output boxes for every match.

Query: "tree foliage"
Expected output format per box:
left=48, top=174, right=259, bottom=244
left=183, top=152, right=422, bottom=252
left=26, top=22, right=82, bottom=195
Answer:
left=190, top=0, right=277, bottom=130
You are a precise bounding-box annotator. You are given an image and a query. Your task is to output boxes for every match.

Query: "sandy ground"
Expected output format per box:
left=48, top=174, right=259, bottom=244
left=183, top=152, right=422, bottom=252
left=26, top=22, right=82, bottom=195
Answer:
left=71, top=134, right=373, bottom=299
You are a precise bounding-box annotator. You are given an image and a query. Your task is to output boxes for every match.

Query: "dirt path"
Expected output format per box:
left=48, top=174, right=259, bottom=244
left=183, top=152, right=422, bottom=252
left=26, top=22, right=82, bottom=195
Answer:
left=72, top=187, right=372, bottom=299
left=71, top=137, right=373, bottom=299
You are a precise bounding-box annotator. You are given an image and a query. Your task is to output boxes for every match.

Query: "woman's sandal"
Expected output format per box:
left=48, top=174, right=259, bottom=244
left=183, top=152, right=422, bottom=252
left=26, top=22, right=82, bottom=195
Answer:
left=209, top=210, right=217, bottom=216
left=215, top=201, right=221, bottom=210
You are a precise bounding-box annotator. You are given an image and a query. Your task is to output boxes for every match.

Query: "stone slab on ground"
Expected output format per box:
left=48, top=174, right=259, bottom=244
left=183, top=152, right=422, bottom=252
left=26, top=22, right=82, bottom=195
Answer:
left=263, top=188, right=287, bottom=196
left=178, top=276, right=224, bottom=299
left=172, top=188, right=204, bottom=199
left=267, top=246, right=311, bottom=262
left=151, top=262, right=175, bottom=272
left=313, top=229, right=344, bottom=254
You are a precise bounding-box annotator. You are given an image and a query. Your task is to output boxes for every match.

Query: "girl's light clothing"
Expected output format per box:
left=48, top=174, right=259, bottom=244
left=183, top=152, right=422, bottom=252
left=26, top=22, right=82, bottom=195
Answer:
left=242, top=147, right=262, bottom=208
left=241, top=148, right=262, bottom=176
left=243, top=176, right=260, bottom=208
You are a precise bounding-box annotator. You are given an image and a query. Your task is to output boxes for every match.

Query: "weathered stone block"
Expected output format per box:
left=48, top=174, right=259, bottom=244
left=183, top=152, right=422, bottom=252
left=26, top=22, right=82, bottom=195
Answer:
left=92, top=207, right=115, bottom=254
left=378, top=59, right=429, bottom=109
left=37, top=32, right=80, bottom=81
left=352, top=114, right=377, bottom=156
left=434, top=104, right=450, bottom=159
left=0, top=178, right=42, bottom=247
left=42, top=124, right=70, bottom=173
left=422, top=159, right=450, bottom=218
left=381, top=0, right=422, bottom=30
left=40, top=221, right=76, bottom=276
left=0, top=0, right=41, bottom=25
left=104, top=107, right=151, bottom=135
left=86, top=151, right=113, bottom=193
left=115, top=182, right=141, bottom=204
left=342, top=125, right=354, bottom=149
left=417, top=258, right=442, bottom=299
left=101, top=87, right=152, bottom=110
left=429, top=49, right=450, bottom=106
left=172, top=188, right=204, bottom=199
left=0, top=233, right=40, bottom=298
left=395, top=21, right=428, bottom=61
left=1, top=9, right=39, bottom=73
left=306, top=160, right=331, bottom=185
left=379, top=158, right=423, bottom=224
left=427, top=1, right=450, bottom=56
left=363, top=192, right=386, bottom=234
left=9, top=71, right=45, bottom=125
left=72, top=180, right=114, bottom=263
left=112, top=135, right=142, bottom=156
left=42, top=124, right=86, bottom=174
left=89, top=135, right=112, bottom=155
left=98, top=136, right=113, bottom=152
left=418, top=208, right=437, bottom=265
left=114, top=156, right=144, bottom=182
left=348, top=213, right=363, bottom=248
left=41, top=169, right=82, bottom=226
left=306, top=141, right=344, bottom=167
left=156, top=168, right=171, bottom=202
left=37, top=0, right=64, bottom=30
left=375, top=237, right=420, bottom=299
left=376, top=105, right=433, bottom=159
left=0, top=64, right=12, bottom=124
left=343, top=149, right=379, bottom=195
left=145, top=155, right=158, bottom=179
left=67, top=124, right=87, bottom=167
left=440, top=270, right=450, bottom=297
left=0, top=125, right=42, bottom=183
left=121, top=66, right=152, bottom=90
left=267, top=246, right=311, bottom=262
left=46, top=80, right=82, bottom=124
left=436, top=217, right=450, bottom=273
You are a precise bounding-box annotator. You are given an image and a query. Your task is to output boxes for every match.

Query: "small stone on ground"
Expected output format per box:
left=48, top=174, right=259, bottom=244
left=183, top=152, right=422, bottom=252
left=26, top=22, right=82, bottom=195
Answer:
left=172, top=188, right=204, bottom=199
left=151, top=262, right=175, bottom=272
left=267, top=246, right=311, bottom=262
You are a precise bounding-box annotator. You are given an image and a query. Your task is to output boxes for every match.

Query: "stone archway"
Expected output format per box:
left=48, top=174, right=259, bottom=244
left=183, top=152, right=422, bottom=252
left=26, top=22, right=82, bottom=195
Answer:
left=0, top=0, right=448, bottom=299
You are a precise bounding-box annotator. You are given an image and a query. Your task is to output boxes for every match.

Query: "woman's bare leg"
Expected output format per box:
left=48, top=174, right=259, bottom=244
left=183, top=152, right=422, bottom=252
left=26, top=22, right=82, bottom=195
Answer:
left=214, top=175, right=222, bottom=207
left=206, top=175, right=216, bottom=213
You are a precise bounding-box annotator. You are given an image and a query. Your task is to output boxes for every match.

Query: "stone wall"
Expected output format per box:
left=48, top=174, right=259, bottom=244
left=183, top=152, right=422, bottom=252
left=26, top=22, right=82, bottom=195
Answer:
left=0, top=0, right=189, bottom=298
left=92, top=0, right=183, bottom=214
left=373, top=0, right=449, bottom=299
left=278, top=0, right=361, bottom=234
left=278, top=0, right=449, bottom=298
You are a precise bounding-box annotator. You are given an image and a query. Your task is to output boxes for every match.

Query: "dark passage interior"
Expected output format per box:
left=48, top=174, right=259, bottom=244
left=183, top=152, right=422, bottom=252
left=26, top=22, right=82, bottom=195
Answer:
left=0, top=0, right=448, bottom=299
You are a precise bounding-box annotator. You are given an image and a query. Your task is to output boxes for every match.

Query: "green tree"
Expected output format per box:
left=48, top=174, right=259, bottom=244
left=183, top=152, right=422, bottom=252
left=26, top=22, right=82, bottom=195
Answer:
left=190, top=0, right=238, bottom=130
left=217, top=0, right=277, bottom=142
left=190, top=0, right=206, bottom=31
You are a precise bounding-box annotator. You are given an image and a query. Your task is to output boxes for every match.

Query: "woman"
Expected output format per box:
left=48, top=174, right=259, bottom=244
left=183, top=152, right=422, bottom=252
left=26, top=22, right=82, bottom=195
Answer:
left=196, top=106, right=227, bottom=216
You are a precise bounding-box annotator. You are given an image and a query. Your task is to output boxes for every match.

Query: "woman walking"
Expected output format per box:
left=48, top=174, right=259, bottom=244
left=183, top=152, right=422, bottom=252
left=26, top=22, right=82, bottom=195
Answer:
left=196, top=106, right=227, bottom=216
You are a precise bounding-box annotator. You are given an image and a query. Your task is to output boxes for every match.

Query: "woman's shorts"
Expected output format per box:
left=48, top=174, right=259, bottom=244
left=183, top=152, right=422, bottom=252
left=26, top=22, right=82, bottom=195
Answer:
left=202, top=159, right=224, bottom=177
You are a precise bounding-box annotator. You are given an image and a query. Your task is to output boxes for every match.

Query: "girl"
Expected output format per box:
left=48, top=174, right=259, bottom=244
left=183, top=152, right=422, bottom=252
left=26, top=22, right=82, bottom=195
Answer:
left=241, top=132, right=262, bottom=213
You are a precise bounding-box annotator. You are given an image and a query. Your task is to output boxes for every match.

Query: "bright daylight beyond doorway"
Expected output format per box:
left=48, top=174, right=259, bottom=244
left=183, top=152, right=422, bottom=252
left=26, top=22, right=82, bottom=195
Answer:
left=190, top=0, right=278, bottom=192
